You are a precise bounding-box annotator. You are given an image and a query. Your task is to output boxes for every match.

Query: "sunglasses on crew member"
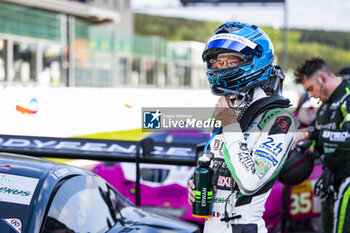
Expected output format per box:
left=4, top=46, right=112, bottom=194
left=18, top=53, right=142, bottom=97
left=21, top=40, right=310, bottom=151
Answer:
left=209, top=53, right=245, bottom=69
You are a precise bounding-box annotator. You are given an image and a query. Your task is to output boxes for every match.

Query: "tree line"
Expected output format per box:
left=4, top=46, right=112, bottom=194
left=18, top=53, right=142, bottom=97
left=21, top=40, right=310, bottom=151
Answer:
left=135, top=14, right=350, bottom=73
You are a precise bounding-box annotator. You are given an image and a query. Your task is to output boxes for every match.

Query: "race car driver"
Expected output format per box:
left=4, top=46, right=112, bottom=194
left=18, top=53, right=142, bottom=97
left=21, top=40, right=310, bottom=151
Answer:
left=188, top=22, right=297, bottom=233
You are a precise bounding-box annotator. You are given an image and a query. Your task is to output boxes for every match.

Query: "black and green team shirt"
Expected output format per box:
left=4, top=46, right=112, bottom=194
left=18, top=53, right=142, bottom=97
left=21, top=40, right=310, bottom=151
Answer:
left=313, top=79, right=350, bottom=178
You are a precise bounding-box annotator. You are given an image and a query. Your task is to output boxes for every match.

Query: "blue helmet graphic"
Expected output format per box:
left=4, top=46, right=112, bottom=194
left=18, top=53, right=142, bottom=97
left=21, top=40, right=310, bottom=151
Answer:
left=202, top=22, right=275, bottom=96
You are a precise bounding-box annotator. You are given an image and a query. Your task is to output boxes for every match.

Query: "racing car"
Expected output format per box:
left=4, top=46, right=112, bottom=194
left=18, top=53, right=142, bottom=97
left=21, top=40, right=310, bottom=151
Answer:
left=0, top=137, right=200, bottom=233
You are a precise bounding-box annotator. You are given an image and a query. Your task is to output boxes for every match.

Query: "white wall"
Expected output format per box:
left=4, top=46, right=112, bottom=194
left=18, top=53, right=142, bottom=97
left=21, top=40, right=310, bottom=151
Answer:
left=0, top=86, right=298, bottom=137
left=0, top=87, right=219, bottom=137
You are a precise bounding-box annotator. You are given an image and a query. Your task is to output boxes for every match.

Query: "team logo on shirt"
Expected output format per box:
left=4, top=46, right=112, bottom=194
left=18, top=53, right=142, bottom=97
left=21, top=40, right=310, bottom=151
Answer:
left=269, top=116, right=291, bottom=135
left=330, top=111, right=336, bottom=120
left=212, top=138, right=224, bottom=151
left=255, top=157, right=272, bottom=179
left=217, top=176, right=232, bottom=188
left=212, top=211, right=225, bottom=218
left=244, top=133, right=250, bottom=140
left=213, top=197, right=231, bottom=204
left=322, top=130, right=350, bottom=142
left=212, top=158, right=232, bottom=191
left=319, top=105, right=327, bottom=116
left=259, top=137, right=283, bottom=156
left=238, top=151, right=255, bottom=174
left=255, top=150, right=278, bottom=166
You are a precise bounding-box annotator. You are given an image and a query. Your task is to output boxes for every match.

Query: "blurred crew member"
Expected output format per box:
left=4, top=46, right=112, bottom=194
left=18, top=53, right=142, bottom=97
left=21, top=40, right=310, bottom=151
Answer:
left=294, top=58, right=350, bottom=233
left=338, top=66, right=350, bottom=80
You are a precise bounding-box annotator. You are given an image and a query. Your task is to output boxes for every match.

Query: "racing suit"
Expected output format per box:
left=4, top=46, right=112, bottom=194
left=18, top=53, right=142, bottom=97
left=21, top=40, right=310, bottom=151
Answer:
left=204, top=93, right=297, bottom=233
left=309, top=79, right=350, bottom=233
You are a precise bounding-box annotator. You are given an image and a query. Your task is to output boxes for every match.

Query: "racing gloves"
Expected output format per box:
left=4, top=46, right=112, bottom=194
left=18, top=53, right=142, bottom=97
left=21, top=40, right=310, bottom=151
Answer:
left=308, top=126, right=320, bottom=141
left=314, top=168, right=336, bottom=200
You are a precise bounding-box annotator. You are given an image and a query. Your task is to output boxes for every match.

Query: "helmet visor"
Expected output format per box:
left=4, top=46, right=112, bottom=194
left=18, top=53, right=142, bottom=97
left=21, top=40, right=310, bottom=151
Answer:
left=203, top=33, right=257, bottom=61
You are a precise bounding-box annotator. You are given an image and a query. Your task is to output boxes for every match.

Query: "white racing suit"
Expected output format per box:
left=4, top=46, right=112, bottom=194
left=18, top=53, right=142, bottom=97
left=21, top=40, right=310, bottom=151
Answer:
left=204, top=106, right=297, bottom=233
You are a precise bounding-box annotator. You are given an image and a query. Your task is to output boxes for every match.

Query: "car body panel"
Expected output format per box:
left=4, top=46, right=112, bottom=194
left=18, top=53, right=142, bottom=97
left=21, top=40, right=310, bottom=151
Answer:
left=288, top=162, right=322, bottom=220
left=93, top=162, right=200, bottom=223
left=0, top=153, right=199, bottom=233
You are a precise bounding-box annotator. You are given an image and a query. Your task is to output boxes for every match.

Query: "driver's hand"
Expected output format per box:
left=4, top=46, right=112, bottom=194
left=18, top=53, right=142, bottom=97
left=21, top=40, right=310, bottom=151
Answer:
left=188, top=179, right=196, bottom=206
left=214, top=96, right=237, bottom=128
left=292, top=130, right=309, bottom=149
left=188, top=179, right=217, bottom=206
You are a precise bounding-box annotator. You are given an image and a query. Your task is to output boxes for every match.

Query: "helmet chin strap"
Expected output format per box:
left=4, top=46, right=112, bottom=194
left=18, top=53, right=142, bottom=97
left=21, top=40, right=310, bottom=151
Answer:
left=215, top=86, right=253, bottom=110
left=215, top=86, right=247, bottom=97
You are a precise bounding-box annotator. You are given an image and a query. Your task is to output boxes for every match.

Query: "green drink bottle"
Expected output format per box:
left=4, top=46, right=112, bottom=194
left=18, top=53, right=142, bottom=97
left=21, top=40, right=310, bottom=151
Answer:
left=192, top=155, right=213, bottom=218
